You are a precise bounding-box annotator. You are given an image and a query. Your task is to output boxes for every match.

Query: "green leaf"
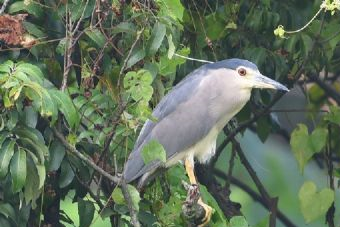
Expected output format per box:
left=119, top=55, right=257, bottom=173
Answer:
left=230, top=216, right=248, bottom=227
left=0, top=140, right=15, bottom=178
left=49, top=89, right=80, bottom=128
left=85, top=29, right=106, bottom=47
left=0, top=216, right=11, bottom=227
left=35, top=164, right=46, bottom=189
left=124, top=69, right=154, bottom=102
left=324, top=106, right=340, bottom=124
left=167, top=34, right=175, bottom=59
left=15, top=126, right=48, bottom=164
left=10, top=148, right=27, bottom=192
left=300, top=34, right=313, bottom=57
left=126, top=48, right=146, bottom=69
left=22, top=106, right=38, bottom=128
left=146, top=22, right=166, bottom=56
left=59, top=160, right=75, bottom=188
left=8, top=1, right=44, bottom=18
left=16, top=63, right=44, bottom=84
left=48, top=141, right=66, bottom=171
left=0, top=60, right=14, bottom=73
left=23, top=21, right=46, bottom=38
left=78, top=199, right=95, bottom=227
left=290, top=124, right=328, bottom=172
left=0, top=203, right=16, bottom=221
left=156, top=0, right=184, bottom=21
left=112, top=185, right=140, bottom=211
left=24, top=160, right=42, bottom=208
left=112, top=187, right=125, bottom=205
left=141, top=140, right=166, bottom=165
left=112, top=22, right=136, bottom=34
left=299, top=181, right=334, bottom=223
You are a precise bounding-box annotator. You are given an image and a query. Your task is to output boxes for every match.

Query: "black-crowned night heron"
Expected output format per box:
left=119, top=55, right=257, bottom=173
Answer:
left=123, top=58, right=288, bottom=226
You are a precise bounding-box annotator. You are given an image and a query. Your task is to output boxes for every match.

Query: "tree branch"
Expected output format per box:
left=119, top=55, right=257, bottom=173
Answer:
left=52, top=127, right=120, bottom=183
left=308, top=73, right=340, bottom=105
left=121, top=181, right=141, bottom=227
left=213, top=169, right=297, bottom=227
left=230, top=138, right=278, bottom=227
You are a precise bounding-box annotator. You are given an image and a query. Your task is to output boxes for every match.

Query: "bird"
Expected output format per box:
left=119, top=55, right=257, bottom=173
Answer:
left=123, top=58, right=289, bottom=226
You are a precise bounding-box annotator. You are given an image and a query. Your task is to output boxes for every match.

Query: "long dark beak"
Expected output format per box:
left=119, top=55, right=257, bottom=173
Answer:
left=253, top=73, right=289, bottom=92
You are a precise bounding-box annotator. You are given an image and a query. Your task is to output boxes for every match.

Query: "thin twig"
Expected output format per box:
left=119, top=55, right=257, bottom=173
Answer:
left=52, top=127, right=120, bottom=183
left=308, top=73, right=340, bottom=105
left=0, top=0, right=10, bottom=14
left=326, top=125, right=335, bottom=227
left=117, top=28, right=145, bottom=88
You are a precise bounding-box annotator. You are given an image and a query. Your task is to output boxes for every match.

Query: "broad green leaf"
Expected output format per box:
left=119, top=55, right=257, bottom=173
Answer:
left=16, top=63, right=44, bottom=84
left=10, top=148, right=27, bottom=192
left=324, top=106, right=340, bottom=124
left=230, top=216, right=248, bottom=227
left=0, top=132, right=10, bottom=147
left=59, top=160, right=75, bottom=188
left=24, top=160, right=42, bottom=208
left=112, top=185, right=140, bottom=211
left=23, top=21, right=46, bottom=38
left=167, top=34, right=175, bottom=59
left=7, top=110, right=18, bottom=130
left=0, top=203, right=16, bottom=221
left=0, top=60, right=14, bottom=73
left=124, top=69, right=154, bottom=102
left=3, top=90, right=14, bottom=108
left=290, top=124, right=328, bottom=172
left=48, top=141, right=66, bottom=171
left=35, top=164, right=46, bottom=189
left=49, top=89, right=80, bottom=128
left=156, top=0, right=184, bottom=21
left=78, top=199, right=95, bottom=227
left=113, top=22, right=136, bottom=34
left=22, top=106, right=38, bottom=128
left=85, top=29, right=106, bottom=47
left=141, top=140, right=166, bottom=165
left=40, top=88, right=57, bottom=120
left=126, top=48, right=146, bottom=69
left=0, top=216, right=11, bottom=227
left=300, top=34, right=313, bottom=57
left=147, top=22, right=166, bottom=56
left=112, top=187, right=125, bottom=205
left=56, top=39, right=66, bottom=55
left=8, top=1, right=44, bottom=18
left=299, top=181, right=334, bottom=223
left=12, top=71, right=29, bottom=82
left=15, top=126, right=48, bottom=163
left=0, top=140, right=15, bottom=178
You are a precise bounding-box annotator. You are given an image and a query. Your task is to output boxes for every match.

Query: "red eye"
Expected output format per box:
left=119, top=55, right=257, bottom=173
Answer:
left=238, top=68, right=247, bottom=76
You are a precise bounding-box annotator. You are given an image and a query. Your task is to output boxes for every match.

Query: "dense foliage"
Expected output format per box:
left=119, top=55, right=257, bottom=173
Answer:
left=0, top=0, right=340, bottom=227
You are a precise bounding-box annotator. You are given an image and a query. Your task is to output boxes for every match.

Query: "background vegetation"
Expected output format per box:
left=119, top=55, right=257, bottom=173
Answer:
left=0, top=0, right=339, bottom=227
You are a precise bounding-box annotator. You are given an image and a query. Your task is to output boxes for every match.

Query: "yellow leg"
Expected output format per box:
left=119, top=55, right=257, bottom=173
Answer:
left=185, top=159, right=197, bottom=184
left=184, top=159, right=212, bottom=226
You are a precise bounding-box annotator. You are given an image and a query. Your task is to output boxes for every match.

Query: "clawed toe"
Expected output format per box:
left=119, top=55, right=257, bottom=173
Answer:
left=197, top=199, right=212, bottom=227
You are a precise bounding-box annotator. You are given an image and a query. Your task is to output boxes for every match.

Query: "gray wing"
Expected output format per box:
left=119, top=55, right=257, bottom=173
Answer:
left=123, top=64, right=217, bottom=183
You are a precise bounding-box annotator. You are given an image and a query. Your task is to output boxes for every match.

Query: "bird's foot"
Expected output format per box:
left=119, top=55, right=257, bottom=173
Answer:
left=182, top=181, right=212, bottom=226
left=197, top=199, right=212, bottom=227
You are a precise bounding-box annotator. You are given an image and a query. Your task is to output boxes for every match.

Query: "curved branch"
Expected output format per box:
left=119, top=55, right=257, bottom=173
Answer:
left=213, top=169, right=297, bottom=227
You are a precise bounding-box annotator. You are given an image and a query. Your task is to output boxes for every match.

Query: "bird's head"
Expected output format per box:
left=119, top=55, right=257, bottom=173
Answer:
left=217, top=58, right=289, bottom=92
